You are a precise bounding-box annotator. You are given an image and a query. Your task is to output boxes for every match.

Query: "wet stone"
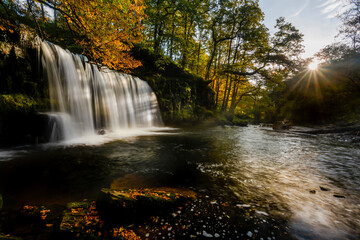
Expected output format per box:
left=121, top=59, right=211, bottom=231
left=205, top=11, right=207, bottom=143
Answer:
left=320, top=186, right=330, bottom=191
left=97, top=188, right=196, bottom=224
left=333, top=195, right=345, bottom=198
left=60, top=201, right=103, bottom=238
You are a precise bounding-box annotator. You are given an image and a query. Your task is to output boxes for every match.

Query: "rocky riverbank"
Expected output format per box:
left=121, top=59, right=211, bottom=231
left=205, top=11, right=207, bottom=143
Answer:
left=269, top=120, right=360, bottom=143
left=0, top=187, right=293, bottom=240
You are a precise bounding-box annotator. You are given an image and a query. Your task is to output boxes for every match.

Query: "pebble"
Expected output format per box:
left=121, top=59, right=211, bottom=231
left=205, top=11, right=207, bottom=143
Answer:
left=247, top=231, right=253, bottom=237
left=256, top=211, right=269, bottom=216
left=203, top=231, right=213, bottom=238
left=236, top=204, right=251, bottom=208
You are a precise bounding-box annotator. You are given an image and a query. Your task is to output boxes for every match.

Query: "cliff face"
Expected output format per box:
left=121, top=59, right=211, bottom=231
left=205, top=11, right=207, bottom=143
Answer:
left=0, top=37, right=216, bottom=145
left=0, top=34, right=50, bottom=146
left=131, top=46, right=215, bottom=125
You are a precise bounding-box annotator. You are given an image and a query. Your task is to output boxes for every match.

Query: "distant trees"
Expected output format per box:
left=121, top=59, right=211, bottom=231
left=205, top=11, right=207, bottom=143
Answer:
left=278, top=0, right=360, bottom=124
left=316, top=0, right=360, bottom=62
left=339, top=0, right=360, bottom=52
left=1, top=0, right=307, bottom=120
left=144, top=0, right=304, bottom=118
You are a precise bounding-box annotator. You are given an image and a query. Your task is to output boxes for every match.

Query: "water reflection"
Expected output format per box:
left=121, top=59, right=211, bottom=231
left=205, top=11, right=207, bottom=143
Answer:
left=0, top=126, right=359, bottom=239
left=178, top=126, right=360, bottom=240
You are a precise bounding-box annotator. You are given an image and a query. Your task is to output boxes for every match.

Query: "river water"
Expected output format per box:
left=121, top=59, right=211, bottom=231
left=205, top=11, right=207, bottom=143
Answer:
left=0, top=126, right=359, bottom=239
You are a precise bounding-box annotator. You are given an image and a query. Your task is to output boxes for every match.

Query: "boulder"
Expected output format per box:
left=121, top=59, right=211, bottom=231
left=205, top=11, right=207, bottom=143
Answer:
left=273, top=119, right=291, bottom=130
left=97, top=188, right=196, bottom=224
left=97, top=129, right=106, bottom=135
left=59, top=201, right=103, bottom=238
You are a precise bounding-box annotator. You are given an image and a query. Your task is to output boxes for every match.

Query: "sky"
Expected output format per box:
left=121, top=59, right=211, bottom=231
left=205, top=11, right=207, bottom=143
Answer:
left=259, top=0, right=349, bottom=58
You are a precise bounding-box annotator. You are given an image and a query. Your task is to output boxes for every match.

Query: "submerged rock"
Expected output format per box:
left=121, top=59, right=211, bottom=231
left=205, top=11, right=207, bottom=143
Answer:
left=320, top=186, right=330, bottom=191
left=273, top=119, right=291, bottom=130
left=97, top=188, right=196, bottom=224
left=97, top=129, right=106, bottom=135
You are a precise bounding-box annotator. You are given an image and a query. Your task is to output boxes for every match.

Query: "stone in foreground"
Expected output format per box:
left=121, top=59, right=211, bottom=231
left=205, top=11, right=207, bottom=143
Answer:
left=97, top=188, right=196, bottom=224
left=60, top=201, right=103, bottom=238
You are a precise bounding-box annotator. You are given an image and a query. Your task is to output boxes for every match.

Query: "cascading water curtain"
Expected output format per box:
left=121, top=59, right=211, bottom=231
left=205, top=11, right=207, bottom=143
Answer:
left=40, top=41, right=163, bottom=142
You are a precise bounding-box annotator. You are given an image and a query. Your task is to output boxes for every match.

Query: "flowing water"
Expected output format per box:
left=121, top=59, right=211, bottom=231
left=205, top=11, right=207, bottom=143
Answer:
left=0, top=126, right=359, bottom=239
left=0, top=41, right=359, bottom=239
left=40, top=41, right=163, bottom=143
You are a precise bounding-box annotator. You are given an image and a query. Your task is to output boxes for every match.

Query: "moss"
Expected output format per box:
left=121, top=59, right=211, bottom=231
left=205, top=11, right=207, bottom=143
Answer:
left=0, top=94, right=37, bottom=114
left=131, top=45, right=215, bottom=124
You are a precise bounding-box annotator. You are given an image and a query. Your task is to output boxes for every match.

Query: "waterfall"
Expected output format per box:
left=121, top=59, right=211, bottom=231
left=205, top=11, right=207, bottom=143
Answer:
left=40, top=41, right=163, bottom=142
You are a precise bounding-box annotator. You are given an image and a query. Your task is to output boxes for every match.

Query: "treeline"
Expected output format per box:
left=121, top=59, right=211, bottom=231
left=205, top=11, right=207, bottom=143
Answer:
left=1, top=0, right=359, bottom=125
left=143, top=0, right=305, bottom=118
left=0, top=0, right=306, bottom=121
left=276, top=0, right=360, bottom=124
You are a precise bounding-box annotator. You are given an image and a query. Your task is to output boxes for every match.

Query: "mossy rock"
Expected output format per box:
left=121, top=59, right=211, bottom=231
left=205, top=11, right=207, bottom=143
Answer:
left=59, top=201, right=103, bottom=239
left=97, top=188, right=195, bottom=224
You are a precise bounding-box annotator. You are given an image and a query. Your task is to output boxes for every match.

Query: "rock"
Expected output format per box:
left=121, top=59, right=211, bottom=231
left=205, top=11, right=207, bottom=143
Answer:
left=202, top=230, right=213, bottom=238
left=110, top=174, right=156, bottom=189
left=60, top=201, right=103, bottom=238
left=309, top=190, right=316, bottom=194
left=273, top=119, right=291, bottom=130
left=97, top=129, right=106, bottom=135
left=112, top=227, right=141, bottom=240
left=333, top=194, right=345, bottom=198
left=97, top=188, right=196, bottom=224
left=320, top=186, right=329, bottom=191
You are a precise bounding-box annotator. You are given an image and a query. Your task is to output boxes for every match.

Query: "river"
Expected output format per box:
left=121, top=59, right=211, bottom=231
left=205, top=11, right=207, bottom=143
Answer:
left=0, top=125, right=359, bottom=239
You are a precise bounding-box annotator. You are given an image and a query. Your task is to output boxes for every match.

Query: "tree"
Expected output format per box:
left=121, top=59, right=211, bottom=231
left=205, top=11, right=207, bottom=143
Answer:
left=29, top=0, right=146, bottom=71
left=315, top=42, right=353, bottom=63
left=338, top=0, right=360, bottom=52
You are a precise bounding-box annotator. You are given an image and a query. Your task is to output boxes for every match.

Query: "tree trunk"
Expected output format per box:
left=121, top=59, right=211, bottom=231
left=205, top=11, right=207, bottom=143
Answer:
left=169, top=17, right=175, bottom=60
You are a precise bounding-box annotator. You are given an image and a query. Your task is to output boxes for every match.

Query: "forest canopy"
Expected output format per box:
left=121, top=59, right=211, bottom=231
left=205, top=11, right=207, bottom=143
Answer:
left=1, top=0, right=360, bottom=124
left=0, top=0, right=146, bottom=71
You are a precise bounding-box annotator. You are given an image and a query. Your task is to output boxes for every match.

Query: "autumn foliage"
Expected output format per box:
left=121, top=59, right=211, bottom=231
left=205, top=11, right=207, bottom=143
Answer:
left=35, top=0, right=146, bottom=71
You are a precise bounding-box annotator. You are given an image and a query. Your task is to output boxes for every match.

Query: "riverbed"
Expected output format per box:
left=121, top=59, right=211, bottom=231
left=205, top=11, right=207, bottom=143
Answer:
left=0, top=125, right=359, bottom=239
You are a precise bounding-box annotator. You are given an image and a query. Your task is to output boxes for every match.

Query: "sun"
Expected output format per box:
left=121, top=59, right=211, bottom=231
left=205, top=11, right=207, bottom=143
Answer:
left=308, top=60, right=319, bottom=70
